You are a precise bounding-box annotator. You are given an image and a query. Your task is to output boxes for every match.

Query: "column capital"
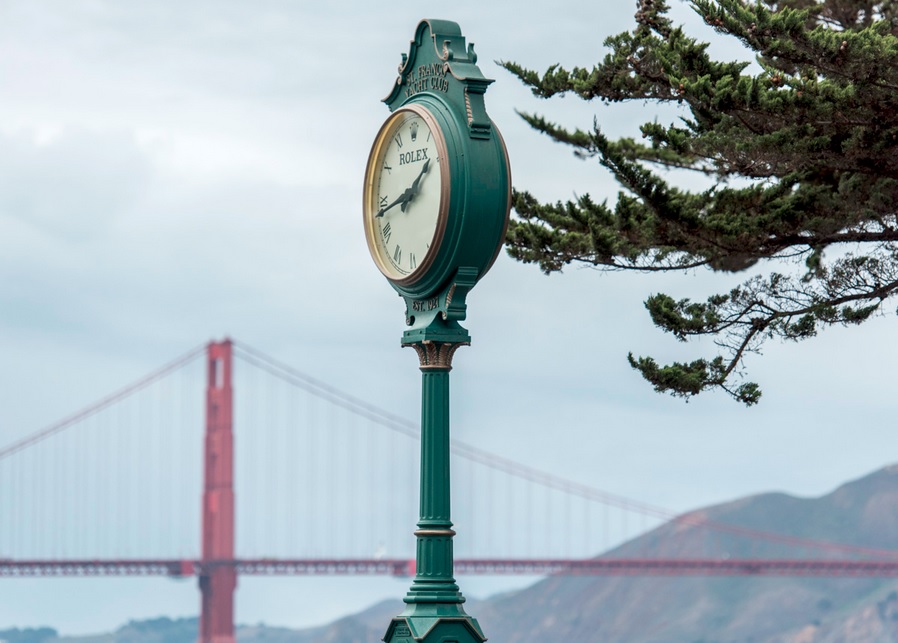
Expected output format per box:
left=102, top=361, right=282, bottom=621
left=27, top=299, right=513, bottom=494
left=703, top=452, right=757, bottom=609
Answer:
left=406, top=339, right=470, bottom=371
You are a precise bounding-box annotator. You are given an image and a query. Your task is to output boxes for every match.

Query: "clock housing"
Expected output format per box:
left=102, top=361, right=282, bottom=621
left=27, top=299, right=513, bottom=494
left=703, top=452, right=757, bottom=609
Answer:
left=363, top=19, right=511, bottom=306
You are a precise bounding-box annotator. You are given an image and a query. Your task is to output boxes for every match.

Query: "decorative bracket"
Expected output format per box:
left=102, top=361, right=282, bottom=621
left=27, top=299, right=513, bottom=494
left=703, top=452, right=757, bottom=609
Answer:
left=400, top=267, right=478, bottom=346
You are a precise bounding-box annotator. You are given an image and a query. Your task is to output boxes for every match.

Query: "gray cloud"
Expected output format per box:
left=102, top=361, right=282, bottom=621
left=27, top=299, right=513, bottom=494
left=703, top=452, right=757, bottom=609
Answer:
left=0, top=128, right=150, bottom=241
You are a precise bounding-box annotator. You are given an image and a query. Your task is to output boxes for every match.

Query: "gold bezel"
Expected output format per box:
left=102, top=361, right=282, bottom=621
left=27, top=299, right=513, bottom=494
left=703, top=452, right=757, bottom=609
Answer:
left=363, top=104, right=450, bottom=285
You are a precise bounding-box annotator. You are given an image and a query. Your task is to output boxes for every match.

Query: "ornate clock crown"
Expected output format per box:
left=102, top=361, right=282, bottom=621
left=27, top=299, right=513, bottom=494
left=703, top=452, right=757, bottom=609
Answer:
left=410, top=121, right=419, bottom=142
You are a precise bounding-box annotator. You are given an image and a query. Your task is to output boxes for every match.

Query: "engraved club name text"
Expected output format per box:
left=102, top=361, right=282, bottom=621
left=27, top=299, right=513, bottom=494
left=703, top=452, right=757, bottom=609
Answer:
left=405, top=62, right=450, bottom=97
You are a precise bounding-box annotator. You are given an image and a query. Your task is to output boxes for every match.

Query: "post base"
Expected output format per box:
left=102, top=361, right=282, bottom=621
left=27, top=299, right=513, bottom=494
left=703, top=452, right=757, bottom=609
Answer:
left=404, top=587, right=466, bottom=604
left=383, top=603, right=486, bottom=642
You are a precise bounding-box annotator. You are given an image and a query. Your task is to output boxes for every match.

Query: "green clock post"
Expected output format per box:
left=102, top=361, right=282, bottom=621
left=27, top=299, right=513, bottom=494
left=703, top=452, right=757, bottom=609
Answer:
left=362, top=19, right=510, bottom=643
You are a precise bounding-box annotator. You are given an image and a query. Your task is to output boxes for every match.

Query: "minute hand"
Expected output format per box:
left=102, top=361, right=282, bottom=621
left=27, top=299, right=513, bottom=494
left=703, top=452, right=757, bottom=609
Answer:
left=401, top=158, right=430, bottom=213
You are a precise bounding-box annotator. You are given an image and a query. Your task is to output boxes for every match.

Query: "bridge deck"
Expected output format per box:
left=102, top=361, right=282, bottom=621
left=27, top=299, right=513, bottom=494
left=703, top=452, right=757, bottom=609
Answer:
left=4, top=558, right=898, bottom=577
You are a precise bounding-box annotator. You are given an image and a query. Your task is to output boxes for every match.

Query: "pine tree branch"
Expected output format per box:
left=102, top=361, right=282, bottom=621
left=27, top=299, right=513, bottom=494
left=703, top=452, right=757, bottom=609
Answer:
left=632, top=248, right=898, bottom=402
left=505, top=0, right=898, bottom=403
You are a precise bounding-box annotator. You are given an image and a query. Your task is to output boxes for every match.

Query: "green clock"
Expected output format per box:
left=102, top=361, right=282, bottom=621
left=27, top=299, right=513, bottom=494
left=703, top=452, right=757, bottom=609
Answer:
left=372, top=20, right=505, bottom=643
left=362, top=19, right=511, bottom=309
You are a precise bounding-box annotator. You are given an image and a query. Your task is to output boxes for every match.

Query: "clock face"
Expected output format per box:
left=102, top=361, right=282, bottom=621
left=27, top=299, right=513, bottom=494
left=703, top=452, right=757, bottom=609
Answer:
left=364, top=105, right=448, bottom=284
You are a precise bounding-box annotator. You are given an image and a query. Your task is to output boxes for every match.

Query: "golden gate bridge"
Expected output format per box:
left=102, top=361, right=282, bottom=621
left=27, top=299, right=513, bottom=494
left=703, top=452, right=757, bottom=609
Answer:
left=1, top=339, right=897, bottom=641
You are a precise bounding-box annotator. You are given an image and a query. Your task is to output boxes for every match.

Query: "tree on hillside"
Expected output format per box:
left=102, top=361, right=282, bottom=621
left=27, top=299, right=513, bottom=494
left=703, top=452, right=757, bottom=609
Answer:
left=502, top=0, right=898, bottom=405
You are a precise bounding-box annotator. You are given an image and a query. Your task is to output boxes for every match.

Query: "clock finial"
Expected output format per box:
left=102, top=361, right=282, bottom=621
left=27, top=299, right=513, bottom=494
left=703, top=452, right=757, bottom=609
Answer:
left=442, top=40, right=455, bottom=61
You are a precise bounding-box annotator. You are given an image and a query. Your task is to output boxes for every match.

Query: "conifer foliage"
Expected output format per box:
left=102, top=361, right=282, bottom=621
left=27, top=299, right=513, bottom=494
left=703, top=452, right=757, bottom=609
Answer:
left=502, top=0, right=898, bottom=405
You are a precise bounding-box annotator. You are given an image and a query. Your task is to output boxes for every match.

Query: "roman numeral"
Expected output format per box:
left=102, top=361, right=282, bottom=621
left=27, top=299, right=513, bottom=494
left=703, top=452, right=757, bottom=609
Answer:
left=382, top=222, right=391, bottom=244
left=379, top=195, right=388, bottom=207
left=409, top=253, right=417, bottom=270
left=395, top=133, right=403, bottom=148
left=383, top=163, right=392, bottom=173
left=393, top=245, right=402, bottom=265
left=426, top=130, right=431, bottom=142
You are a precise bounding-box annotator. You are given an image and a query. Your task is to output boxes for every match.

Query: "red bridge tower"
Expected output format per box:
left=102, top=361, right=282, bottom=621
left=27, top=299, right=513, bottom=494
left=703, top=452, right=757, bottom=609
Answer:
left=199, top=340, right=236, bottom=643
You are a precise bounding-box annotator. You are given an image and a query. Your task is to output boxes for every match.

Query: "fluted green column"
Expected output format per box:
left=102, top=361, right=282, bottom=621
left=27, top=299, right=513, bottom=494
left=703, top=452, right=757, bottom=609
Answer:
left=405, top=367, right=463, bottom=603
left=382, top=339, right=486, bottom=643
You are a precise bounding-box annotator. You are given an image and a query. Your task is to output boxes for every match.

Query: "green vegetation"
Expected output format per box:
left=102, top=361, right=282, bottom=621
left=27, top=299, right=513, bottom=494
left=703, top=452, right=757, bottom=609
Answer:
left=503, top=0, right=898, bottom=404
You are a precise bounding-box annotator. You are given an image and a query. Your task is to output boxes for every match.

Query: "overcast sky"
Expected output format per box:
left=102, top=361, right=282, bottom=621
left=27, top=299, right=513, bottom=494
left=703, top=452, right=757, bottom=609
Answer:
left=2, top=0, right=897, bottom=635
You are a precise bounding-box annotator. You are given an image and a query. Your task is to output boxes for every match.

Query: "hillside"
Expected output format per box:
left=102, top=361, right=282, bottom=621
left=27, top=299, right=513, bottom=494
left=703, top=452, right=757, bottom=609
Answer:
left=299, top=464, right=898, bottom=641
left=10, top=465, right=898, bottom=642
left=473, top=464, right=898, bottom=642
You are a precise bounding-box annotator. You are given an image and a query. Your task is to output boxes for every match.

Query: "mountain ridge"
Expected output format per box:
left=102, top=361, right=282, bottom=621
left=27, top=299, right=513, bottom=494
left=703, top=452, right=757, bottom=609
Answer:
left=8, top=464, right=898, bottom=642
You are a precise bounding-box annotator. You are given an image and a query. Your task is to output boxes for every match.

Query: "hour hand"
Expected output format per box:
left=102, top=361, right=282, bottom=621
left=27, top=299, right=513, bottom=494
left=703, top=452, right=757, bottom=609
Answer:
left=376, top=189, right=412, bottom=217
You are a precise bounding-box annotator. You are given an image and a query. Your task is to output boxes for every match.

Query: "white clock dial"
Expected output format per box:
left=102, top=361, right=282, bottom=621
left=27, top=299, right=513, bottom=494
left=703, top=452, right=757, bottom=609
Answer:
left=364, top=106, right=447, bottom=283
